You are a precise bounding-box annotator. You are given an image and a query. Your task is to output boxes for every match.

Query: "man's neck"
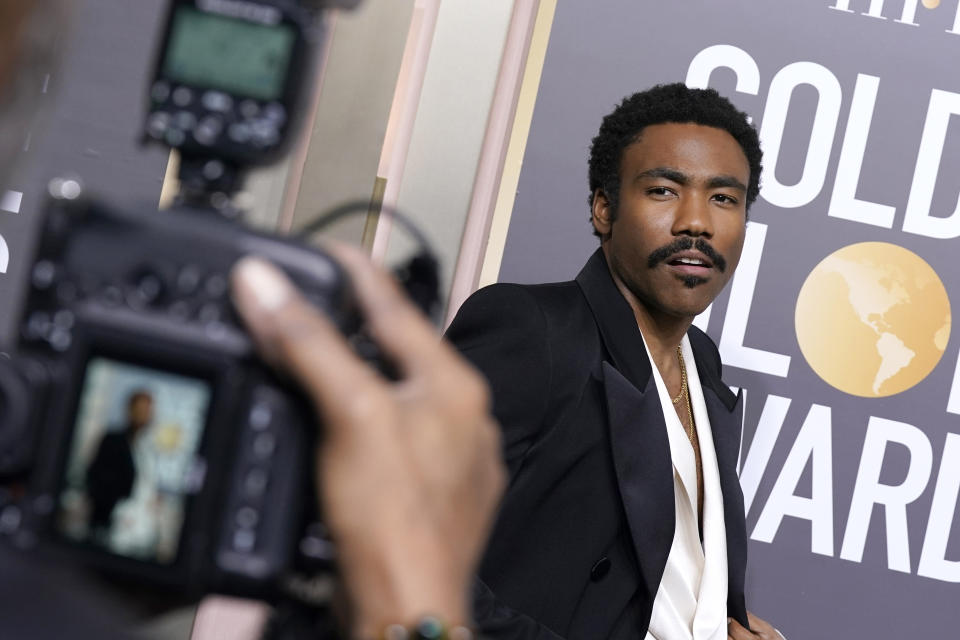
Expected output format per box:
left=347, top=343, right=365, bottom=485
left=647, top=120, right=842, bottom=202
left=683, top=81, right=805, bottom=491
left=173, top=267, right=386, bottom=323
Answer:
left=603, top=255, right=693, bottom=377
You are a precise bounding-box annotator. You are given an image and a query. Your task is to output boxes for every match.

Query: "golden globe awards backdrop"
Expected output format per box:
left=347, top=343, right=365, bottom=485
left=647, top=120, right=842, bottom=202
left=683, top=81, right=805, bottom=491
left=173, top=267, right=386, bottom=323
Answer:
left=497, top=1, right=960, bottom=636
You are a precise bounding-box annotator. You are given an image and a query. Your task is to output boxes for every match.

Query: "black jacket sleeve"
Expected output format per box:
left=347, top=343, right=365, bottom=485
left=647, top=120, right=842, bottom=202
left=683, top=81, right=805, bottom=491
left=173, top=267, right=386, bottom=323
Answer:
left=446, top=284, right=564, bottom=640
left=446, top=283, right=552, bottom=475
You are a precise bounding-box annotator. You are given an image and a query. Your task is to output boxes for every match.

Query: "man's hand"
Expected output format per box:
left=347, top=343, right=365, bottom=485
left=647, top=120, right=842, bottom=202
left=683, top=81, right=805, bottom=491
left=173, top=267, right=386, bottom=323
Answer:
left=728, top=612, right=784, bottom=639
left=231, top=244, right=506, bottom=638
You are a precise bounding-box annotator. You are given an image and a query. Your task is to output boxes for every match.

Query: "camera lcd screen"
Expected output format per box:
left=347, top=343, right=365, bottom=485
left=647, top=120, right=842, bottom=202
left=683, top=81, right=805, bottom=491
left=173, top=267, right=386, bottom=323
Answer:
left=56, top=357, right=213, bottom=565
left=162, top=6, right=295, bottom=101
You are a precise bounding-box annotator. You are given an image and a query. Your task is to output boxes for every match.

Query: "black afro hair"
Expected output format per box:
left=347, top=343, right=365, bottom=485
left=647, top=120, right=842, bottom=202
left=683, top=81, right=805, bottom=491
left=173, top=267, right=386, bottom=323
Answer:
left=588, top=83, right=763, bottom=236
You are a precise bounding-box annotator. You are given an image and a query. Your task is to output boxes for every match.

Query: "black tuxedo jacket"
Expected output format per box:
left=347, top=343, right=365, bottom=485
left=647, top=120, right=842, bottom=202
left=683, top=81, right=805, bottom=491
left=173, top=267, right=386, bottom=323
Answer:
left=445, top=249, right=749, bottom=640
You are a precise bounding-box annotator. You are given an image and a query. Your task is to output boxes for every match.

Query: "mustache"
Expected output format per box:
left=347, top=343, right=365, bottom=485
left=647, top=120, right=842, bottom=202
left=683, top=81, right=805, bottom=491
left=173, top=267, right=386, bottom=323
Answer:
left=646, top=237, right=727, bottom=272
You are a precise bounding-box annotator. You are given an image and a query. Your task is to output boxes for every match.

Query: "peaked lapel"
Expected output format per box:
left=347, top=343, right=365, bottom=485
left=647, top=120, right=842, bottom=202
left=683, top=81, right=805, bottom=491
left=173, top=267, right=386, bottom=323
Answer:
left=577, top=249, right=749, bottom=626
left=577, top=250, right=675, bottom=604
left=692, top=331, right=749, bottom=627
left=601, top=362, right=675, bottom=605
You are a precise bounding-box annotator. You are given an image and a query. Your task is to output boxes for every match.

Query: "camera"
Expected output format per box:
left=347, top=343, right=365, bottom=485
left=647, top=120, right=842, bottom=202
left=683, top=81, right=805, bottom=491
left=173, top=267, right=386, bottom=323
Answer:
left=0, top=0, right=408, bottom=605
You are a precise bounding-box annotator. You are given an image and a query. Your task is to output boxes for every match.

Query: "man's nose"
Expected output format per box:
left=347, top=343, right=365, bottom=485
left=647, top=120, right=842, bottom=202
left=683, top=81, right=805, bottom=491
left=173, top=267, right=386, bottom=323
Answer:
left=672, top=195, right=713, bottom=237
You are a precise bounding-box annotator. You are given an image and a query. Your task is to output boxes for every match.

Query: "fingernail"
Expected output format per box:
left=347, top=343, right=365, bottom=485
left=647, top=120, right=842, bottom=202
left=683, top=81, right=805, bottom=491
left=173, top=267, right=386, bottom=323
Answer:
left=233, top=257, right=294, bottom=313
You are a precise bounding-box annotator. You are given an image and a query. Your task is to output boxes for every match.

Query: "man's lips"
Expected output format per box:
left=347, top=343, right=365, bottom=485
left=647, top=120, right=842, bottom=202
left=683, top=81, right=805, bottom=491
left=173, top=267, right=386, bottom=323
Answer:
left=647, top=237, right=727, bottom=273
left=665, top=250, right=714, bottom=273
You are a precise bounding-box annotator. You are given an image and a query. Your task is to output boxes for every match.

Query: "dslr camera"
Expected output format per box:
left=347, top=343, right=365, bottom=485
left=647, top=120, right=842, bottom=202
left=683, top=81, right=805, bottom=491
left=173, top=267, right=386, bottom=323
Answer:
left=0, top=0, right=412, bottom=606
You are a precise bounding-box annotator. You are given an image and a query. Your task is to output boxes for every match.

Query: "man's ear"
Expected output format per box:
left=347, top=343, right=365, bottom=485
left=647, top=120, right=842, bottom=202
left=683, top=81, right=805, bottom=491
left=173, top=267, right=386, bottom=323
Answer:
left=591, top=188, right=613, bottom=238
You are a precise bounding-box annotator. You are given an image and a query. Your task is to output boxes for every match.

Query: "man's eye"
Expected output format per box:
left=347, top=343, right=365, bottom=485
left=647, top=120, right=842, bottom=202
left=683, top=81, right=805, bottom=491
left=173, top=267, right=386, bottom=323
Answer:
left=712, top=193, right=738, bottom=205
left=647, top=187, right=674, bottom=197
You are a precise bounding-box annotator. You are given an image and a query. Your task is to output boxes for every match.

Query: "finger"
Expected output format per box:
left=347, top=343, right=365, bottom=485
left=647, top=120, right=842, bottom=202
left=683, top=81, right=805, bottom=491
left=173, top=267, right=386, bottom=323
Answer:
left=231, top=256, right=386, bottom=423
left=326, top=242, right=452, bottom=376
left=727, top=617, right=754, bottom=640
left=746, top=612, right=774, bottom=634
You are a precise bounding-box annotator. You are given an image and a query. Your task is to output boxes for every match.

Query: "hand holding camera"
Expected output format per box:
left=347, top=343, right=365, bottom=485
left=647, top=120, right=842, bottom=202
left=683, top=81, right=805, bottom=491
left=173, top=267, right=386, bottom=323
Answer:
left=233, top=246, right=505, bottom=636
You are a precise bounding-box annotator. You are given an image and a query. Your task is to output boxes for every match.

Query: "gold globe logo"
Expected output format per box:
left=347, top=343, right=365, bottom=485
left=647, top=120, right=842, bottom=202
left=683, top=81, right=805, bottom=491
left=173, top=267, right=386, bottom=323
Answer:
left=795, top=242, right=951, bottom=398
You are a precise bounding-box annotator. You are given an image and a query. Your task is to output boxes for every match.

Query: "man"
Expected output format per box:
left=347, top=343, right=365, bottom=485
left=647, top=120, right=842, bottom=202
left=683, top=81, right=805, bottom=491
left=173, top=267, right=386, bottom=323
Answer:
left=85, top=389, right=153, bottom=537
left=447, top=84, right=780, bottom=639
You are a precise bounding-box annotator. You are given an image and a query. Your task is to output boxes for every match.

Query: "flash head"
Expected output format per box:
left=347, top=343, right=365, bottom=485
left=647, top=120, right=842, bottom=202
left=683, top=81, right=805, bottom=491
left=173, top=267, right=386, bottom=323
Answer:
left=144, top=0, right=323, bottom=181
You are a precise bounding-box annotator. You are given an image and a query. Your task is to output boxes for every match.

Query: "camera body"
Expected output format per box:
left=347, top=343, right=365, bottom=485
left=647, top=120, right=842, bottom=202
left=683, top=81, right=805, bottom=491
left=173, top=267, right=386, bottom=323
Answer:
left=1, top=192, right=356, bottom=599
left=0, top=0, right=394, bottom=602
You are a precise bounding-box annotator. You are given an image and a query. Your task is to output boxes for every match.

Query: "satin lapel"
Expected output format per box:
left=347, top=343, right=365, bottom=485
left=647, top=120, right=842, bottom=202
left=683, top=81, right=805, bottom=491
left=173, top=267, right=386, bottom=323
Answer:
left=601, top=362, right=675, bottom=604
left=576, top=249, right=652, bottom=392
left=578, top=249, right=676, bottom=600
left=703, top=386, right=749, bottom=626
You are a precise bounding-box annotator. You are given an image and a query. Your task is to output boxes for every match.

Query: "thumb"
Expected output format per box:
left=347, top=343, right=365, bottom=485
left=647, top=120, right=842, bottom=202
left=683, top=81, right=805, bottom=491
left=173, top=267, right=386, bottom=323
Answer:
left=230, top=256, right=382, bottom=422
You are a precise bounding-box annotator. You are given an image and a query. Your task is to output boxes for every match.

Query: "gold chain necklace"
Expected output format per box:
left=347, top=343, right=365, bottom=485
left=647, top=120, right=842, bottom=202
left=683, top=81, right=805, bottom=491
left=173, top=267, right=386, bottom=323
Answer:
left=672, top=344, right=687, bottom=405
left=675, top=345, right=703, bottom=520
left=675, top=346, right=695, bottom=442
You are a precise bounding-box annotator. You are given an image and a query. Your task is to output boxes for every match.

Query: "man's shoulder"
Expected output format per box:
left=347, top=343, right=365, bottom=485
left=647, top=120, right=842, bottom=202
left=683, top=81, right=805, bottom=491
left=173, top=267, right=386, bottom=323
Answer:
left=465, top=279, right=583, bottom=308
left=451, top=280, right=587, bottom=329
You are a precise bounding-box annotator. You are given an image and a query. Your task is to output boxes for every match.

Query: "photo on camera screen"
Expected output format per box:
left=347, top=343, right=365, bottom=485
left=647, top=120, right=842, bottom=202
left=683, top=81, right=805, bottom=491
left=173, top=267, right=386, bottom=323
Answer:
left=57, top=357, right=212, bottom=565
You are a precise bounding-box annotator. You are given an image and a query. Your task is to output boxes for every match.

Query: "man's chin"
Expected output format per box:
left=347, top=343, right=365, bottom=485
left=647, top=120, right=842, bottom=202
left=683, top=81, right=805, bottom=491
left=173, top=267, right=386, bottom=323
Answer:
left=679, top=275, right=709, bottom=289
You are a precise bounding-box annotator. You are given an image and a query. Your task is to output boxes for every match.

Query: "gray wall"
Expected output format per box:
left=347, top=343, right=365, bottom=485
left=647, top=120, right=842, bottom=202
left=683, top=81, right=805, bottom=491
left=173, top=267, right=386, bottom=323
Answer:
left=0, top=0, right=171, bottom=342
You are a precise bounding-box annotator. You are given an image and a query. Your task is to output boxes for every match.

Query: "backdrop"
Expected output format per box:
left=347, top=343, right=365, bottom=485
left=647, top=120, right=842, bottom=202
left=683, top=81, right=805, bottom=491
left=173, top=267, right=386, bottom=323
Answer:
left=497, top=1, right=960, bottom=637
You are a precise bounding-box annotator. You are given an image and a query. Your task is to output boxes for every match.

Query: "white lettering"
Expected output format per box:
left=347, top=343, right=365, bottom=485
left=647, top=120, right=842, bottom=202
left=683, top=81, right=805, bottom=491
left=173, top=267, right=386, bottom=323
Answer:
left=692, top=307, right=711, bottom=333
left=828, top=74, right=896, bottom=228
left=918, top=433, right=960, bottom=582
left=948, top=346, right=960, bottom=415
left=760, top=62, right=842, bottom=208
left=752, top=404, right=834, bottom=556
left=0, top=234, right=8, bottom=273
left=0, top=190, right=22, bottom=214
left=685, top=44, right=761, bottom=95
left=829, top=0, right=856, bottom=13
left=739, top=394, right=792, bottom=513
left=829, top=0, right=920, bottom=23
left=840, top=417, right=933, bottom=573
left=902, top=89, right=960, bottom=239
left=718, top=222, right=791, bottom=377
left=950, top=1, right=960, bottom=34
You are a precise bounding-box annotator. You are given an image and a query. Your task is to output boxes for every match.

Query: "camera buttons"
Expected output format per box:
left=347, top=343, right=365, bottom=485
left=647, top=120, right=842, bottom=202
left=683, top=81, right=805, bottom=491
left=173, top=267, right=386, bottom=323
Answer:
left=235, top=507, right=259, bottom=530
left=31, top=260, right=57, bottom=290
left=249, top=402, right=273, bottom=430
left=204, top=274, right=228, bottom=299
left=263, top=102, right=286, bottom=125
left=147, top=112, right=171, bottom=139
left=243, top=468, right=269, bottom=498
left=251, top=120, right=279, bottom=148
left=53, top=310, right=74, bottom=330
left=232, top=529, right=256, bottom=553
left=0, top=505, right=22, bottom=534
left=228, top=123, right=252, bottom=144
left=24, top=311, right=51, bottom=340
left=102, top=285, right=124, bottom=307
left=252, top=433, right=276, bottom=459
left=134, top=272, right=165, bottom=305
left=202, top=91, right=233, bottom=113
left=176, top=264, right=202, bottom=295
left=150, top=81, right=171, bottom=104
left=194, top=117, right=223, bottom=146
left=198, top=303, right=221, bottom=324
left=172, top=86, right=193, bottom=108
left=165, top=128, right=186, bottom=148
left=174, top=111, right=197, bottom=132
left=239, top=100, right=260, bottom=119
